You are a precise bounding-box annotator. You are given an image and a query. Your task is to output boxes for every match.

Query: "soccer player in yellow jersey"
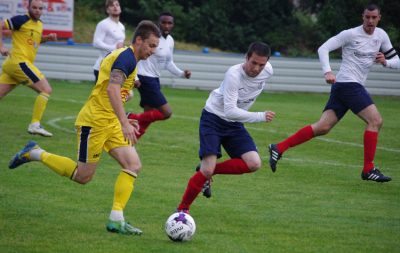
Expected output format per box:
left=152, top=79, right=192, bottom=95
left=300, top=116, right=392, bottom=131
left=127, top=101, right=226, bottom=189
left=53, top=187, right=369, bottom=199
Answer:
left=0, top=0, right=57, bottom=137
left=8, top=20, right=161, bottom=235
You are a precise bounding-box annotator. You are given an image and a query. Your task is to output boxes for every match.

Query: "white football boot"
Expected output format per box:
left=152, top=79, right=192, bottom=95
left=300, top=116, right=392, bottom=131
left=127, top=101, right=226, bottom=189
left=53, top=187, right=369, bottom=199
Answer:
left=28, top=123, right=53, bottom=137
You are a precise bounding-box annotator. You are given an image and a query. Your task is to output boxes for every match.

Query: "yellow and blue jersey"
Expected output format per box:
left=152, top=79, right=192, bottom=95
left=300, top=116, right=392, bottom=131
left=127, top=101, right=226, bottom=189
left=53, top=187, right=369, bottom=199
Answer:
left=75, top=46, right=137, bottom=127
left=3, top=14, right=43, bottom=62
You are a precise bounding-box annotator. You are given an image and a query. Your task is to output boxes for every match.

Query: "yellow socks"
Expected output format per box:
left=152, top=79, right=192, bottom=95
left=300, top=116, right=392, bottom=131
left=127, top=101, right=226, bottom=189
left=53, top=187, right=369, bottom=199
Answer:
left=31, top=92, right=49, bottom=124
left=112, top=170, right=137, bottom=211
left=41, top=152, right=77, bottom=178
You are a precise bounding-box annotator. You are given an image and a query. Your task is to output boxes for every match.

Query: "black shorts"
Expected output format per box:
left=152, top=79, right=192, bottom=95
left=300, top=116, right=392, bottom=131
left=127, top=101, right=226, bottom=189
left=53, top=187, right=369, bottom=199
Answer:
left=323, top=82, right=374, bottom=120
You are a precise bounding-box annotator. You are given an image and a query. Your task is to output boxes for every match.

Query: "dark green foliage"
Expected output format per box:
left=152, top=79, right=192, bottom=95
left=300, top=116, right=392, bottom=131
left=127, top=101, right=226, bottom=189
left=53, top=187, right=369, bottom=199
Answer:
left=75, top=0, right=400, bottom=56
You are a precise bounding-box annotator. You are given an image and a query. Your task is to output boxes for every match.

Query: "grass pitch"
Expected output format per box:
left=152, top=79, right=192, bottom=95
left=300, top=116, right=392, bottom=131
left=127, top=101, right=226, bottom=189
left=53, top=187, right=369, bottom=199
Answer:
left=0, top=81, right=399, bottom=253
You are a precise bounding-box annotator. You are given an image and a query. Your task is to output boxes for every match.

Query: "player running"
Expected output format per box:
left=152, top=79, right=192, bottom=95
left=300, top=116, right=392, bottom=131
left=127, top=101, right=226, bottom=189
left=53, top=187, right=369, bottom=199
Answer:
left=0, top=0, right=57, bottom=137
left=8, top=20, right=161, bottom=235
left=126, top=12, right=191, bottom=139
left=177, top=41, right=275, bottom=213
left=268, top=4, right=399, bottom=182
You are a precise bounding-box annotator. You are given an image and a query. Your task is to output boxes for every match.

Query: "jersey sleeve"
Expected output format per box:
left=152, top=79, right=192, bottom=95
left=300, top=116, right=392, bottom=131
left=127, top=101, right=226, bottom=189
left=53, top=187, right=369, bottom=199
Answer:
left=5, top=15, right=30, bottom=30
left=317, top=29, right=351, bottom=74
left=222, top=71, right=265, bottom=123
left=111, top=50, right=136, bottom=79
left=380, top=30, right=400, bottom=69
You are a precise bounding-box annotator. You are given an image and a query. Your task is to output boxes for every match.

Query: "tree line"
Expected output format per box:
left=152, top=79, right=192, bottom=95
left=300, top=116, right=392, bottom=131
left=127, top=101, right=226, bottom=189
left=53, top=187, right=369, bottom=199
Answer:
left=79, top=0, right=400, bottom=57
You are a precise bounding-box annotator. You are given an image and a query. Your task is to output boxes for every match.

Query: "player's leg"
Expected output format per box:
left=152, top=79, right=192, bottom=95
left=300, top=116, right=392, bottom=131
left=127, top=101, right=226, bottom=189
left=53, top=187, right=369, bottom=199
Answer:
left=213, top=125, right=260, bottom=175
left=8, top=140, right=80, bottom=179
left=0, top=63, right=18, bottom=99
left=8, top=125, right=102, bottom=182
left=27, top=77, right=53, bottom=136
left=0, top=84, right=16, bottom=99
left=12, top=61, right=53, bottom=136
left=178, top=155, right=217, bottom=212
left=127, top=76, right=169, bottom=138
left=104, top=128, right=143, bottom=235
left=177, top=109, right=220, bottom=210
left=268, top=83, right=346, bottom=172
left=354, top=98, right=390, bottom=182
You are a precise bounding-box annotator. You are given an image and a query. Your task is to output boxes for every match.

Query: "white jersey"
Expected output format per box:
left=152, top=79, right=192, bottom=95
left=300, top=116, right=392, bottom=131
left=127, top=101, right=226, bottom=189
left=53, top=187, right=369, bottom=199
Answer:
left=92, top=17, right=125, bottom=71
left=318, top=25, right=399, bottom=85
left=137, top=34, right=183, bottom=78
left=204, top=62, right=273, bottom=123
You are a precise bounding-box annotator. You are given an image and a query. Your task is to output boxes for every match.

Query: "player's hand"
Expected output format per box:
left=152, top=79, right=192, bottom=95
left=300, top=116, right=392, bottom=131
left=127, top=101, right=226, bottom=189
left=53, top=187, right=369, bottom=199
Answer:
left=265, top=111, right=276, bottom=122
left=134, top=80, right=141, bottom=88
left=46, top=33, right=57, bottom=42
left=375, top=52, right=387, bottom=66
left=0, top=46, right=9, bottom=56
left=122, top=120, right=138, bottom=145
left=116, top=42, right=124, bottom=49
left=324, top=71, right=336, bottom=84
left=183, top=70, right=191, bottom=79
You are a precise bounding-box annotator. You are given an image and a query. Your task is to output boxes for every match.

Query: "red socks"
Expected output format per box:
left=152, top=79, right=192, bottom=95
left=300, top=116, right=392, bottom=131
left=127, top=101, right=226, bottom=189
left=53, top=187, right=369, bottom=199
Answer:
left=363, top=130, right=378, bottom=173
left=178, top=171, right=208, bottom=210
left=127, top=109, right=165, bottom=138
left=277, top=125, right=314, bottom=153
left=213, top=158, right=251, bottom=175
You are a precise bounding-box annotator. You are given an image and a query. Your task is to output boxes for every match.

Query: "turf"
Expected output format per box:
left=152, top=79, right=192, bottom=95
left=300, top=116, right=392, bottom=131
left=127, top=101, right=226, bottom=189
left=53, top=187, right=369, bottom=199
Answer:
left=0, top=81, right=399, bottom=253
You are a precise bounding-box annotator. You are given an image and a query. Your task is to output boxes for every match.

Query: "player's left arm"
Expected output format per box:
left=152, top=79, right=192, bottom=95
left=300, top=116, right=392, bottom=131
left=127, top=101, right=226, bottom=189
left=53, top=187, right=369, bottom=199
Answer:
left=107, top=69, right=138, bottom=144
left=377, top=31, right=399, bottom=69
left=41, top=33, right=57, bottom=43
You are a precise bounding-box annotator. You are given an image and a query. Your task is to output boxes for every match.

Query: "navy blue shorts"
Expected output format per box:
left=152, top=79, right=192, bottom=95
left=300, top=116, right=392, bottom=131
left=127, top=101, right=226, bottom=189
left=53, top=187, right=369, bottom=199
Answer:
left=198, top=109, right=258, bottom=159
left=323, top=82, right=374, bottom=120
left=137, top=75, right=167, bottom=108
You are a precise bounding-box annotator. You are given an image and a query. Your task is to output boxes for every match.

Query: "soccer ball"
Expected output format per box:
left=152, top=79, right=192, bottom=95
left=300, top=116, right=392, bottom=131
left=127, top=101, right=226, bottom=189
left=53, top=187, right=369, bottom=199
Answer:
left=165, top=212, right=196, bottom=242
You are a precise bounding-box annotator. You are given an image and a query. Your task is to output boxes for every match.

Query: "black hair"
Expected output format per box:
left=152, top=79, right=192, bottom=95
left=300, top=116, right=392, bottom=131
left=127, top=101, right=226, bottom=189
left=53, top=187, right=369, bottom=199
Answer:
left=246, top=42, right=271, bottom=59
left=364, top=3, right=380, bottom=13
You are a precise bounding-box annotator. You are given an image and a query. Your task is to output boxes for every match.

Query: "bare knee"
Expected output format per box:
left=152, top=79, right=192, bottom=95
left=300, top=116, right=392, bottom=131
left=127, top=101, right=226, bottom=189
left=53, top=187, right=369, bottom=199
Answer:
left=73, top=174, right=94, bottom=184
left=369, top=116, right=383, bottom=130
left=163, top=111, right=172, bottom=119
left=41, top=86, right=52, bottom=95
left=247, top=159, right=262, bottom=172
left=313, top=123, right=332, bottom=136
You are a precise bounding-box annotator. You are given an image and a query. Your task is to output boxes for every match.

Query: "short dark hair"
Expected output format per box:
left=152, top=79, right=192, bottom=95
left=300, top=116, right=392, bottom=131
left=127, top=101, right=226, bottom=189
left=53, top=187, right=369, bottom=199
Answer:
left=364, top=3, right=380, bottom=13
left=246, top=42, right=271, bottom=59
left=159, top=12, right=174, bottom=19
left=132, top=20, right=161, bottom=43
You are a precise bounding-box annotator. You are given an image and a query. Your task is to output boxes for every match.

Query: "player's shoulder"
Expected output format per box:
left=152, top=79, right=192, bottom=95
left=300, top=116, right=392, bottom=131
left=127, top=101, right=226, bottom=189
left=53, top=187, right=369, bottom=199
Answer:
left=264, top=61, right=273, bottom=75
left=8, top=14, right=31, bottom=29
left=374, top=27, right=389, bottom=37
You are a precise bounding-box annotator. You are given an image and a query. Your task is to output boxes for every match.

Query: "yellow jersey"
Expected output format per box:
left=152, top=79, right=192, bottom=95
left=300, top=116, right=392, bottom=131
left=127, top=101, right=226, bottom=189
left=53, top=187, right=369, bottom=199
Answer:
left=75, top=46, right=137, bottom=127
left=4, top=14, right=43, bottom=62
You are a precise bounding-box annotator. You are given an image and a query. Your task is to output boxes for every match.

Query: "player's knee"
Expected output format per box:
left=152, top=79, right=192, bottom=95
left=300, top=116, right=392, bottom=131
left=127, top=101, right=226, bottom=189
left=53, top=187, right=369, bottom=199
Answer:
left=370, top=116, right=383, bottom=129
left=314, top=124, right=332, bottom=136
left=74, top=174, right=93, bottom=184
left=247, top=159, right=262, bottom=172
left=163, top=111, right=172, bottom=119
left=42, top=86, right=52, bottom=95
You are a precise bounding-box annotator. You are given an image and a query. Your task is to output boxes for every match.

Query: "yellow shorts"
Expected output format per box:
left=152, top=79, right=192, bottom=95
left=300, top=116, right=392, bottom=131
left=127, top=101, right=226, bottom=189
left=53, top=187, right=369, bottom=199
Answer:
left=75, top=123, right=131, bottom=163
left=0, top=58, right=44, bottom=85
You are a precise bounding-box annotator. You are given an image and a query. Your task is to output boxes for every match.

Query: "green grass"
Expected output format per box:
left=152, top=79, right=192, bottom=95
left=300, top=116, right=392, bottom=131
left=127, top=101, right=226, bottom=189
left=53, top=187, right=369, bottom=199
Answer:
left=0, top=81, right=399, bottom=253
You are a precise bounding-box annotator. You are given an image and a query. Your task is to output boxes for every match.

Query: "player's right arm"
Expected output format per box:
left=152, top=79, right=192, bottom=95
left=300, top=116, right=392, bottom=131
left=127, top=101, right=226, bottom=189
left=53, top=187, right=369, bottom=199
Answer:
left=0, top=20, right=10, bottom=56
left=318, top=30, right=349, bottom=84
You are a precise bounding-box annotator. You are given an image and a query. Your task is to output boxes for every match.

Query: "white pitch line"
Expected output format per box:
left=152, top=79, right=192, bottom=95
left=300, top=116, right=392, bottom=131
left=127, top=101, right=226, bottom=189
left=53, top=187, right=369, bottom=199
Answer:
left=25, top=91, right=397, bottom=154
left=47, top=116, right=76, bottom=134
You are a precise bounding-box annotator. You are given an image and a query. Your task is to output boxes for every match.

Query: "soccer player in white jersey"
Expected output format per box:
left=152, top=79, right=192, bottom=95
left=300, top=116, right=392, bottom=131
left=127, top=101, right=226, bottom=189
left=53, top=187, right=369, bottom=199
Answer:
left=176, top=42, right=276, bottom=213
left=268, top=4, right=399, bottom=183
left=127, top=12, right=191, bottom=139
left=92, top=0, right=125, bottom=82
